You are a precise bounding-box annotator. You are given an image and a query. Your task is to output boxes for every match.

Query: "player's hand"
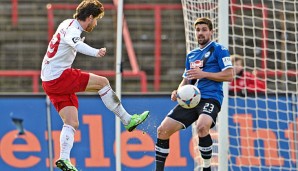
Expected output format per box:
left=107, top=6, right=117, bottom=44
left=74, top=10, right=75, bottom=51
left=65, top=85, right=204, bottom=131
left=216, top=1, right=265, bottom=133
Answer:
left=187, top=68, right=204, bottom=80
left=171, top=90, right=177, bottom=101
left=97, top=47, right=106, bottom=57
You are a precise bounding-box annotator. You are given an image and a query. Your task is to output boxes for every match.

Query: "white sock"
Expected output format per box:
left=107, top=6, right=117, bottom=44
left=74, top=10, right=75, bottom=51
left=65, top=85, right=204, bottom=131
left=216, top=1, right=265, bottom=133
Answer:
left=203, top=159, right=211, bottom=168
left=98, top=85, right=131, bottom=125
left=59, top=124, right=75, bottom=160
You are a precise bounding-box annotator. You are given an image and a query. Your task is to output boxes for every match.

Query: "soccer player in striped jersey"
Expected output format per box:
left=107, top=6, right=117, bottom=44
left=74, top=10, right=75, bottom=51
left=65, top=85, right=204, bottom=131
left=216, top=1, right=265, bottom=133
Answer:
left=41, top=1, right=149, bottom=170
left=155, top=17, right=233, bottom=171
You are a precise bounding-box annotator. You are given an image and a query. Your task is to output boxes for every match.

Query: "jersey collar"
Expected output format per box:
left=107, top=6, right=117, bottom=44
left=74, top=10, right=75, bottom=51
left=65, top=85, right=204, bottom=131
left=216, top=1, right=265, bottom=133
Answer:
left=198, top=41, right=213, bottom=51
left=74, top=19, right=84, bottom=32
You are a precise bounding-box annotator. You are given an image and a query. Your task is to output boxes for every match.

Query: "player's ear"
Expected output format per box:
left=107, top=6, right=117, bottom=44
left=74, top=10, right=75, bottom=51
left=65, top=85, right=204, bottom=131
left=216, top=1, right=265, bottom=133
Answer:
left=88, top=15, right=93, bottom=21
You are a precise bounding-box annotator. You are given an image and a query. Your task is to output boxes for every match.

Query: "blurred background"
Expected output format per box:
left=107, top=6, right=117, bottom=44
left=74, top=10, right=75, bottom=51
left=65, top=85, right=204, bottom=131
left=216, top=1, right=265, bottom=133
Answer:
left=0, top=1, right=298, bottom=171
left=0, top=0, right=186, bottom=93
left=1, top=0, right=296, bottom=94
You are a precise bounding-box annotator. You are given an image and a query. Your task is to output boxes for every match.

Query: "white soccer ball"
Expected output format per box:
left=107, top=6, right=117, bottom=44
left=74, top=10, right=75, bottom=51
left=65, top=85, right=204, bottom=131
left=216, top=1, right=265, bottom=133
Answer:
left=176, top=85, right=201, bottom=109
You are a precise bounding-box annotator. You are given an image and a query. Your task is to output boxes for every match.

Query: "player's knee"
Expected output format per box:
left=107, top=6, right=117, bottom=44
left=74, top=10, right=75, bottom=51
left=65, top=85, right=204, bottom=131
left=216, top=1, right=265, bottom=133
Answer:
left=91, top=74, right=110, bottom=89
left=157, top=126, right=164, bottom=137
left=66, top=120, right=79, bottom=130
left=73, top=122, right=79, bottom=130
left=196, top=124, right=209, bottom=137
left=98, top=76, right=109, bottom=85
left=157, top=125, right=170, bottom=139
left=97, top=76, right=110, bottom=90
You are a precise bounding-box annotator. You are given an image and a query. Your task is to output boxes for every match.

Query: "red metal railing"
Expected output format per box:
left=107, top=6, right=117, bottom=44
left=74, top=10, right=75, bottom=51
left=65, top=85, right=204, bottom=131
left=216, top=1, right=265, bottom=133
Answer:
left=122, top=4, right=182, bottom=91
left=0, top=70, right=39, bottom=93
left=8, top=2, right=182, bottom=92
left=0, top=70, right=147, bottom=93
left=230, top=0, right=298, bottom=79
left=11, top=0, right=18, bottom=27
left=47, top=3, right=148, bottom=92
left=230, top=0, right=268, bottom=71
left=47, top=3, right=182, bottom=92
left=8, top=1, right=297, bottom=92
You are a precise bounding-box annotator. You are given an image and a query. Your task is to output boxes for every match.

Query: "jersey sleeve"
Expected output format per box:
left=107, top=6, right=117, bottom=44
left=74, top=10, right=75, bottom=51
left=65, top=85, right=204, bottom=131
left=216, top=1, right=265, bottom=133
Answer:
left=64, top=27, right=82, bottom=48
left=75, top=42, right=99, bottom=57
left=64, top=27, right=99, bottom=57
left=216, top=45, right=233, bottom=71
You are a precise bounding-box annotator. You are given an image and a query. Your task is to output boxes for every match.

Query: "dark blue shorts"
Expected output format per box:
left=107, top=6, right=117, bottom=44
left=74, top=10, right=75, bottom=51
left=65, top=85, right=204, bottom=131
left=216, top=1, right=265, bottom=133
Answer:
left=167, top=98, right=221, bottom=129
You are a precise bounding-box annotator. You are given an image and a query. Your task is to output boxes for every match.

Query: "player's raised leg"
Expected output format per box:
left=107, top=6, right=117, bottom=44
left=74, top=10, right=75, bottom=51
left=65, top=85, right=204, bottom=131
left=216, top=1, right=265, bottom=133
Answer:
left=86, top=73, right=149, bottom=131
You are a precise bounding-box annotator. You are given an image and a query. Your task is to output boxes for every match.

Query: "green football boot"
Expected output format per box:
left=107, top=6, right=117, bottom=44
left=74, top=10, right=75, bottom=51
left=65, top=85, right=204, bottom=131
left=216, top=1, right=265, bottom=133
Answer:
left=55, top=159, right=78, bottom=171
left=125, top=111, right=149, bottom=132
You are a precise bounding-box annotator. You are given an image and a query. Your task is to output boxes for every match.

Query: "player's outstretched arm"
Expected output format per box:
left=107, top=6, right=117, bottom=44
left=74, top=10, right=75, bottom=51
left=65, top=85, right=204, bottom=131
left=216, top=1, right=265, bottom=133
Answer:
left=75, top=40, right=106, bottom=58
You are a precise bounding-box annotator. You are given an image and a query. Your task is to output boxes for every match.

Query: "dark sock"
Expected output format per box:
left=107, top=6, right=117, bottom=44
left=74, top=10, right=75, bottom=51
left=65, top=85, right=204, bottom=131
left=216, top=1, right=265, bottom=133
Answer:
left=155, top=138, right=169, bottom=171
left=202, top=166, right=211, bottom=171
left=199, top=134, right=213, bottom=160
left=199, top=134, right=213, bottom=168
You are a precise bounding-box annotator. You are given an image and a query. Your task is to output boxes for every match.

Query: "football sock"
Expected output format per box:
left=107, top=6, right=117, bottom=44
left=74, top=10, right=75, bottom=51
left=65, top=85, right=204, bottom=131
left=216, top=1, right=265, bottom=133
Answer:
left=202, top=166, right=211, bottom=171
left=155, top=138, right=170, bottom=171
left=199, top=134, right=213, bottom=168
left=202, top=159, right=211, bottom=168
left=98, top=85, right=131, bottom=125
left=60, top=124, right=75, bottom=160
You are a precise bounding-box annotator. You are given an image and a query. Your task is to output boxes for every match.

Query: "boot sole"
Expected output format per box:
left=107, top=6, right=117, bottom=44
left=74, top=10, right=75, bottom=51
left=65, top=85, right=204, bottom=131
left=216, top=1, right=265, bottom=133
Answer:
left=56, top=160, right=77, bottom=171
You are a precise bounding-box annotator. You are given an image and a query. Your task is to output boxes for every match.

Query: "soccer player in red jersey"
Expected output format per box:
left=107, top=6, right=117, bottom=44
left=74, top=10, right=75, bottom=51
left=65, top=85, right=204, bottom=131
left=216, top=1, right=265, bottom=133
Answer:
left=41, top=1, right=149, bottom=170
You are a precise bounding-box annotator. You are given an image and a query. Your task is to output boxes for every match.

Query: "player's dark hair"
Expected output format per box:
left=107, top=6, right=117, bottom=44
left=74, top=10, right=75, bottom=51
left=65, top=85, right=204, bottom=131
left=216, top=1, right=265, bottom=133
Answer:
left=73, top=0, right=104, bottom=21
left=194, top=17, right=213, bottom=30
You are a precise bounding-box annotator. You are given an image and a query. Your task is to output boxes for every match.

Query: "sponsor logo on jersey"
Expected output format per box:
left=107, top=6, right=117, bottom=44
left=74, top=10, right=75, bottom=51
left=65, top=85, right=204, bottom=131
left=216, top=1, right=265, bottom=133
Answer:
left=72, top=37, right=81, bottom=44
left=190, top=60, right=203, bottom=68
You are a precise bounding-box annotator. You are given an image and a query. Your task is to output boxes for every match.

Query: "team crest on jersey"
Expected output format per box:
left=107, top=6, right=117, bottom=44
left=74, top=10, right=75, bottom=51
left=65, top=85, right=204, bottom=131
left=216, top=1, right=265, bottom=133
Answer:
left=72, top=37, right=81, bottom=43
left=204, top=51, right=211, bottom=58
left=190, top=60, right=203, bottom=68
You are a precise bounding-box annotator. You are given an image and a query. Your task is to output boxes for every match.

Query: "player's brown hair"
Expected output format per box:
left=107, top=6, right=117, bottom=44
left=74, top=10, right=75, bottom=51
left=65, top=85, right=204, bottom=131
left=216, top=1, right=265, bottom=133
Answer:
left=73, top=0, right=104, bottom=21
left=194, top=17, right=213, bottom=31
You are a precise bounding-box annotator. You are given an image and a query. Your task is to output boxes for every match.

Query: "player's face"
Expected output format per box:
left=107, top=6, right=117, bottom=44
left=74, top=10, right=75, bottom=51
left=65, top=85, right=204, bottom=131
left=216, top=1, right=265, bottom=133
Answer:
left=85, top=16, right=99, bottom=32
left=234, top=60, right=243, bottom=74
left=195, top=24, right=213, bottom=47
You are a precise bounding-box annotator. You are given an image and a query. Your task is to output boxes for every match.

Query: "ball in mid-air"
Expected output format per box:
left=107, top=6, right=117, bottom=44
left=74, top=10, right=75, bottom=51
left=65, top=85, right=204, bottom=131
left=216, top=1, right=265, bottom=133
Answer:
left=176, top=85, right=201, bottom=109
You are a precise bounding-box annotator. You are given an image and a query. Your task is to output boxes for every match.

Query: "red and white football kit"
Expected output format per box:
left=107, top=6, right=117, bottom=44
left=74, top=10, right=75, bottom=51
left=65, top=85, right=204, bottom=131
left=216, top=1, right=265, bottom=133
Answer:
left=41, top=19, right=99, bottom=111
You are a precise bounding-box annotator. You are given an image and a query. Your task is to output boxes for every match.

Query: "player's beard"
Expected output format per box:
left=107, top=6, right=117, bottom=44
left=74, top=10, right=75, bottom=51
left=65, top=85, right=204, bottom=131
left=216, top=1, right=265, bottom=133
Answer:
left=85, top=24, right=95, bottom=32
left=197, top=36, right=210, bottom=47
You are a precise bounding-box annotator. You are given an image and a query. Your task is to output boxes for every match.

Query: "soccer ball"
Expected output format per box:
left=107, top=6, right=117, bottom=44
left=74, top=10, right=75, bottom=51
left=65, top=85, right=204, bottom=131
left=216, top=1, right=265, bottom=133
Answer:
left=176, top=85, right=201, bottom=109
